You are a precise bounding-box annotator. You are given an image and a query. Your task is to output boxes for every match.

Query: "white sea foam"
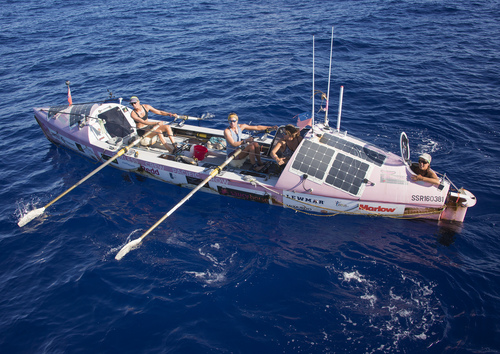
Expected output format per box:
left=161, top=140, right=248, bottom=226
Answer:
left=342, top=271, right=365, bottom=283
left=185, top=270, right=226, bottom=284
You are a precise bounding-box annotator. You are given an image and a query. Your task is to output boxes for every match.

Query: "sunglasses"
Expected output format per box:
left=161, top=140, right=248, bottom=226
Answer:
left=131, top=101, right=138, bottom=105
left=229, top=119, right=238, bottom=122
left=419, top=159, right=429, bottom=164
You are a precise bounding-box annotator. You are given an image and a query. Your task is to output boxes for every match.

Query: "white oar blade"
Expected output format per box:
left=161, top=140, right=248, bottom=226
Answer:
left=115, top=238, right=143, bottom=260
left=114, top=149, right=238, bottom=261
left=18, top=208, right=46, bottom=227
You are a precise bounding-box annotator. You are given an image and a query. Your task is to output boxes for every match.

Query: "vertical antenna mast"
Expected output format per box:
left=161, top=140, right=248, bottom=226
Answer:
left=337, top=85, right=344, bottom=132
left=312, top=35, right=315, bottom=133
left=325, top=27, right=334, bottom=127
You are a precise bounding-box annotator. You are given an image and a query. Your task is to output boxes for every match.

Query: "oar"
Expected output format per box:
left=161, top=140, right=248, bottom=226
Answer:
left=115, top=148, right=243, bottom=260
left=18, top=125, right=160, bottom=227
left=173, top=114, right=213, bottom=127
left=177, top=115, right=209, bottom=121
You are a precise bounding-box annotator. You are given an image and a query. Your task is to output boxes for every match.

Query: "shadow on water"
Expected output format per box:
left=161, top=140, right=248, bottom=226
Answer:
left=435, top=220, right=463, bottom=247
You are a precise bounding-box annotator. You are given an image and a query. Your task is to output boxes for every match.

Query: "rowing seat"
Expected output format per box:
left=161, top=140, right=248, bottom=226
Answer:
left=140, top=135, right=158, bottom=146
left=228, top=155, right=248, bottom=168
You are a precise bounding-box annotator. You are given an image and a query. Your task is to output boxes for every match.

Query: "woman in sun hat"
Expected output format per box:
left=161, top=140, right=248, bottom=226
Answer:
left=410, top=153, right=440, bottom=185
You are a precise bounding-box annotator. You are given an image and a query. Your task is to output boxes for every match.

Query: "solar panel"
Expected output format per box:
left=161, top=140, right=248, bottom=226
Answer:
left=320, top=133, right=386, bottom=166
left=290, top=134, right=376, bottom=196
left=291, top=139, right=334, bottom=183
left=70, top=104, right=95, bottom=126
left=325, top=153, right=369, bottom=195
left=48, top=105, right=69, bottom=119
left=48, top=104, right=95, bottom=126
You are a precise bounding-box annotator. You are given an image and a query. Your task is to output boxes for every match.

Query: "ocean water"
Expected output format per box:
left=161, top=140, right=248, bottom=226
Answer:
left=1, top=0, right=499, bottom=352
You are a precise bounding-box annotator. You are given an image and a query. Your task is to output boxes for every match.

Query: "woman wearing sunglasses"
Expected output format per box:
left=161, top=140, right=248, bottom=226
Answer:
left=224, top=112, right=277, bottom=172
left=129, top=96, right=178, bottom=153
left=410, top=153, right=440, bottom=185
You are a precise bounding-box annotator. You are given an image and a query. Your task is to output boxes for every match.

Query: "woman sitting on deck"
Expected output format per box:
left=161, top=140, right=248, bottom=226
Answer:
left=224, top=112, right=276, bottom=172
left=129, top=96, right=178, bottom=153
left=270, top=124, right=303, bottom=166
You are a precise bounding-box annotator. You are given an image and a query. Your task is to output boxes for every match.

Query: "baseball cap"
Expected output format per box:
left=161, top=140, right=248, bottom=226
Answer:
left=419, top=153, right=432, bottom=164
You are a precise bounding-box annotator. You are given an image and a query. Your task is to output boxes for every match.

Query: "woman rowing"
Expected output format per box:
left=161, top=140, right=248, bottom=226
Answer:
left=130, top=96, right=178, bottom=152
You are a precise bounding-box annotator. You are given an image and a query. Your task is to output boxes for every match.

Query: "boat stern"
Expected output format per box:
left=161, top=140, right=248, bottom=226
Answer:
left=440, top=188, right=477, bottom=222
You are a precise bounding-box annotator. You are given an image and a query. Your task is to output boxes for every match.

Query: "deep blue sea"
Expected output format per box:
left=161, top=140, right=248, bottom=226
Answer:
left=1, top=0, right=499, bottom=353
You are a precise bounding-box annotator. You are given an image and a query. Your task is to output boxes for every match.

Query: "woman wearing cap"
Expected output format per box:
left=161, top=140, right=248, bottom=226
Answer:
left=129, top=96, right=178, bottom=153
left=224, top=112, right=277, bottom=172
left=410, top=153, right=440, bottom=185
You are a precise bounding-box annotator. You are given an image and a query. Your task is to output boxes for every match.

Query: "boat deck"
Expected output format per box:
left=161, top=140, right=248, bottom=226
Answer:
left=134, top=129, right=282, bottom=182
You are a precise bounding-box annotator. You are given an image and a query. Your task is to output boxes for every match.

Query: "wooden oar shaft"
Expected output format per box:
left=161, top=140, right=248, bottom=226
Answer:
left=138, top=149, right=243, bottom=241
left=43, top=125, right=160, bottom=209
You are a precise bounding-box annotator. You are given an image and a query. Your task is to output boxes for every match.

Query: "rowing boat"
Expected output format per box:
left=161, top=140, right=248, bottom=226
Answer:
left=31, top=90, right=476, bottom=223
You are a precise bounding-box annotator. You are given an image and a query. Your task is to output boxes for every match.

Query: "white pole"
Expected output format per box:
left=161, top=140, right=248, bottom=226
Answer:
left=325, top=27, right=334, bottom=127
left=312, top=36, right=315, bottom=133
left=337, top=85, right=344, bottom=132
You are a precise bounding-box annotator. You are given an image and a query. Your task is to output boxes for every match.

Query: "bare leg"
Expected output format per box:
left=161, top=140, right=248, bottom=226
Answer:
left=247, top=144, right=256, bottom=165
left=157, top=133, right=173, bottom=153
left=155, top=125, right=176, bottom=152
left=253, top=143, right=262, bottom=165
left=247, top=143, right=262, bottom=165
left=248, top=143, right=265, bottom=171
left=161, top=125, right=176, bottom=146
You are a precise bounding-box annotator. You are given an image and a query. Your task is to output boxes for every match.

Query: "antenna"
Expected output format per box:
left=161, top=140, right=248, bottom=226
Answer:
left=325, top=27, right=334, bottom=127
left=312, top=36, right=315, bottom=133
left=337, top=85, right=344, bottom=132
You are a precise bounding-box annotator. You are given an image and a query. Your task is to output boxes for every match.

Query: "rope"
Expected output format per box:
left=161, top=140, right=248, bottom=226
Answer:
left=243, top=176, right=445, bottom=219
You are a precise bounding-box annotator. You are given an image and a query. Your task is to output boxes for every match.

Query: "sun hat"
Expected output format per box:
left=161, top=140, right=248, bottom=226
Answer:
left=130, top=96, right=139, bottom=103
left=419, top=153, right=432, bottom=164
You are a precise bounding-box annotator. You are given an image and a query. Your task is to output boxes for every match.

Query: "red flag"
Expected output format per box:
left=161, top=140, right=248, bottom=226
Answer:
left=296, top=112, right=312, bottom=130
left=67, top=85, right=73, bottom=106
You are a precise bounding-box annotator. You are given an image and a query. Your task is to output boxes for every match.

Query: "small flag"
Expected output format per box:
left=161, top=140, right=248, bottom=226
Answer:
left=67, top=85, right=73, bottom=106
left=296, top=112, right=312, bottom=130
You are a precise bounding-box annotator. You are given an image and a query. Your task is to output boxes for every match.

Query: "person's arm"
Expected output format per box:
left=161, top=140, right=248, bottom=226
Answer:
left=270, top=140, right=286, bottom=165
left=242, top=124, right=277, bottom=132
left=146, top=104, right=178, bottom=118
left=412, top=169, right=440, bottom=185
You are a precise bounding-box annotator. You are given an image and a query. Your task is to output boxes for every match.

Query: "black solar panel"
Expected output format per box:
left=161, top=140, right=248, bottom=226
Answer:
left=48, top=104, right=96, bottom=126
left=325, top=153, right=369, bottom=195
left=48, top=105, right=69, bottom=119
left=69, top=104, right=95, bottom=126
left=291, top=139, right=334, bottom=182
left=290, top=135, right=375, bottom=196
left=320, top=133, right=386, bottom=166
